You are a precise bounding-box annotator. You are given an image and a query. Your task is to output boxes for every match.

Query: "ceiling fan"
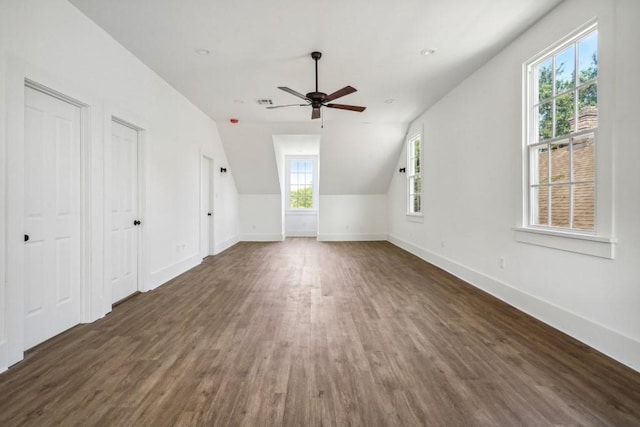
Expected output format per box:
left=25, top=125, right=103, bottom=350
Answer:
left=267, top=51, right=366, bottom=120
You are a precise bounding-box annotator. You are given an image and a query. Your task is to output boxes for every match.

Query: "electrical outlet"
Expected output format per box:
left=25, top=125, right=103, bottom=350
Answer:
left=499, top=257, right=505, bottom=269
left=440, top=240, right=445, bottom=248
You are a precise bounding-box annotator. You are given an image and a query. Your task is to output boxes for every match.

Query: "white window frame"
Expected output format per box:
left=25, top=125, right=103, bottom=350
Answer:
left=517, top=20, right=615, bottom=258
left=285, top=155, right=317, bottom=212
left=406, top=133, right=423, bottom=217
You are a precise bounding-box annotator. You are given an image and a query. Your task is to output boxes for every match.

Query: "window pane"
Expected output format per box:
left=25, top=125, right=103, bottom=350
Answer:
left=550, top=140, right=570, bottom=183
left=577, top=84, right=597, bottom=130
left=530, top=146, right=548, bottom=185
left=579, top=31, right=598, bottom=84
left=555, top=92, right=575, bottom=137
left=573, top=133, right=595, bottom=182
left=413, top=195, right=421, bottom=213
left=538, top=101, right=553, bottom=141
left=537, top=58, right=553, bottom=103
left=531, top=186, right=549, bottom=226
left=304, top=173, right=313, bottom=185
left=573, top=183, right=595, bottom=230
left=414, top=176, right=422, bottom=193
left=290, top=173, right=299, bottom=185
left=550, top=185, right=570, bottom=228
left=555, top=45, right=575, bottom=93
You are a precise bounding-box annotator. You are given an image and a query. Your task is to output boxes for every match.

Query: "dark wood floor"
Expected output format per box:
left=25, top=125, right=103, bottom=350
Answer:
left=1, top=239, right=640, bottom=426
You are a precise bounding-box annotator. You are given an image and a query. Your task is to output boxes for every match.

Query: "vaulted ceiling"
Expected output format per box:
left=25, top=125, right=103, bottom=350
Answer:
left=68, top=0, right=563, bottom=194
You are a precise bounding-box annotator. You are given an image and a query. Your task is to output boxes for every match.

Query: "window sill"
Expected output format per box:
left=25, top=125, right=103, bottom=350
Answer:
left=406, top=213, right=424, bottom=223
left=513, top=227, right=616, bottom=259
left=285, top=209, right=317, bottom=215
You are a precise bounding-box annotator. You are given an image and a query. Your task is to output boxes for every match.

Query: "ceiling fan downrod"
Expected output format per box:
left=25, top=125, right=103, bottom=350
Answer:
left=311, top=51, right=321, bottom=93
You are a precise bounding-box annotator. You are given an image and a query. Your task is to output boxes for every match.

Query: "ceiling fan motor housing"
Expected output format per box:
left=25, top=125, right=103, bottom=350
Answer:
left=269, top=50, right=366, bottom=119
left=307, top=91, right=327, bottom=107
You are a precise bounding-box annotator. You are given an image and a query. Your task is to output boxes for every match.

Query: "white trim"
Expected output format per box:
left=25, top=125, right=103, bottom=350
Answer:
left=513, top=227, right=615, bottom=258
left=214, top=236, right=239, bottom=255
left=285, top=209, right=317, bottom=215
left=317, top=233, right=387, bottom=241
left=405, top=213, right=424, bottom=223
left=147, top=254, right=201, bottom=291
left=240, top=233, right=285, bottom=242
left=387, top=234, right=640, bottom=373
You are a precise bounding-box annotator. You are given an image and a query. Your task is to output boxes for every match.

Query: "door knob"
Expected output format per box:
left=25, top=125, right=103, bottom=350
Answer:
left=133, top=220, right=141, bottom=226
left=24, top=234, right=30, bottom=242
left=207, top=212, right=212, bottom=216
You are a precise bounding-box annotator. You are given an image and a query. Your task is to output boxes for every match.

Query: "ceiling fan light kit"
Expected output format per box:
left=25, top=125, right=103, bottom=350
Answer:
left=268, top=51, right=366, bottom=120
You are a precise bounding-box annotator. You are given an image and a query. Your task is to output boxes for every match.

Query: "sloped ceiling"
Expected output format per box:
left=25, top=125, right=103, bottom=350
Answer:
left=68, top=0, right=563, bottom=194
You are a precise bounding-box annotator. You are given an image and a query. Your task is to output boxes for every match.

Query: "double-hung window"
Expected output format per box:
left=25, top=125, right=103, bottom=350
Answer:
left=287, top=158, right=315, bottom=210
left=526, top=25, right=598, bottom=232
left=407, top=134, right=422, bottom=215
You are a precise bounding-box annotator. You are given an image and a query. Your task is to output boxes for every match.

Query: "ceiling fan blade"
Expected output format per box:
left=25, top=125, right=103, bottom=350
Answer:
left=311, top=107, right=321, bottom=120
left=278, top=86, right=309, bottom=101
left=326, top=103, right=366, bottom=112
left=266, top=103, right=308, bottom=109
left=325, top=85, right=357, bottom=102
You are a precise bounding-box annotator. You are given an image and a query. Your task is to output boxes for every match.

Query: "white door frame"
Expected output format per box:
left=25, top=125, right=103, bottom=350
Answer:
left=5, top=74, right=93, bottom=368
left=200, top=153, right=215, bottom=259
left=105, top=116, right=146, bottom=308
left=102, top=112, right=149, bottom=313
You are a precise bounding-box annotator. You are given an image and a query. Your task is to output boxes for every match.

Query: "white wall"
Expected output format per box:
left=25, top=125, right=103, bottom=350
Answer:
left=0, top=0, right=239, bottom=371
left=388, top=0, right=640, bottom=371
left=319, top=195, right=387, bottom=241
left=239, top=195, right=283, bottom=241
left=285, top=212, right=318, bottom=237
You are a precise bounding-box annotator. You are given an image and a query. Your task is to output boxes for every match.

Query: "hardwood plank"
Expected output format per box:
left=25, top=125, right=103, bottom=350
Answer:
left=1, top=238, right=639, bottom=426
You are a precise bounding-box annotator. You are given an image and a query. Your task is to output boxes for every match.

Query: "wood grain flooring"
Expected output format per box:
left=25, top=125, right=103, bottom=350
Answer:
left=1, top=238, right=640, bottom=426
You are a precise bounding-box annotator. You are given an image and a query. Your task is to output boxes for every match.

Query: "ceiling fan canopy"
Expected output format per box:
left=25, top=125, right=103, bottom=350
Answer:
left=268, top=51, right=366, bottom=120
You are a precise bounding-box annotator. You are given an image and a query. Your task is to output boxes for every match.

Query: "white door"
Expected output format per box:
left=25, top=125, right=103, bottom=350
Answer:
left=200, top=157, right=213, bottom=258
left=24, top=86, right=82, bottom=349
left=110, top=120, right=139, bottom=304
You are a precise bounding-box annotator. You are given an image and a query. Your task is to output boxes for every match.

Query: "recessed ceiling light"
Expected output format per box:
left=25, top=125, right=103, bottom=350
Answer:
left=384, top=99, right=396, bottom=104
left=233, top=99, right=245, bottom=104
left=420, top=48, right=436, bottom=56
left=195, top=48, right=210, bottom=55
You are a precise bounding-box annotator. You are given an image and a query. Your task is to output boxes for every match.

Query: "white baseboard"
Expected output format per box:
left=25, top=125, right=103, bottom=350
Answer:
left=240, top=233, right=285, bottom=242
left=214, top=236, right=239, bottom=255
left=147, top=254, right=201, bottom=291
left=387, top=234, right=640, bottom=373
left=317, top=233, right=387, bottom=242
left=285, top=230, right=317, bottom=237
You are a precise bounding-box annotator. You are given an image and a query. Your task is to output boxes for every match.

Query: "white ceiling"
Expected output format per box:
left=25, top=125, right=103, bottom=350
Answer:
left=68, top=0, right=563, bottom=194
